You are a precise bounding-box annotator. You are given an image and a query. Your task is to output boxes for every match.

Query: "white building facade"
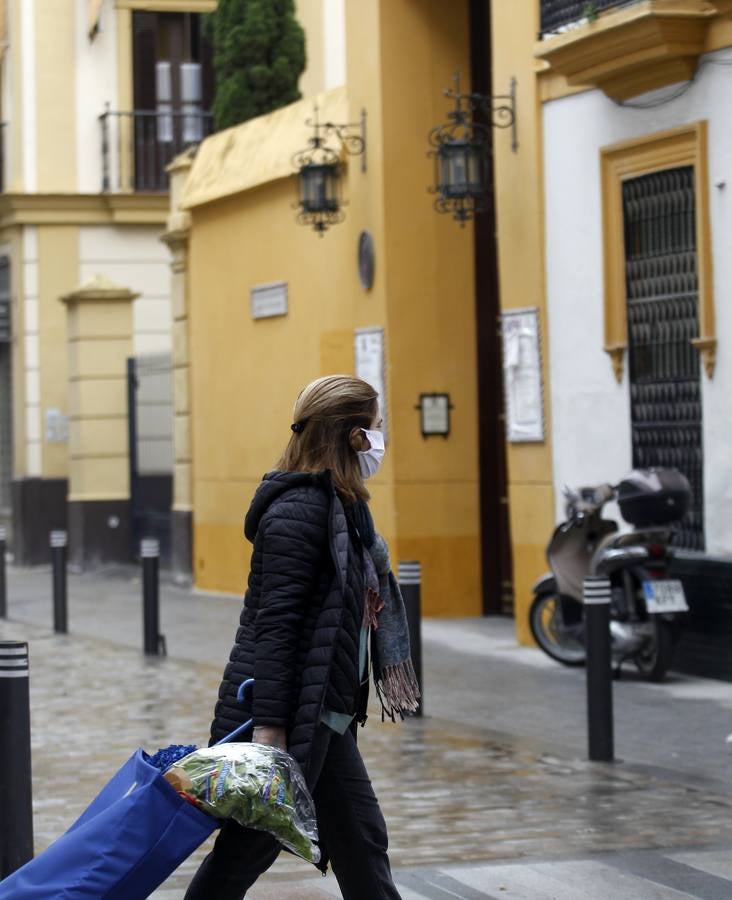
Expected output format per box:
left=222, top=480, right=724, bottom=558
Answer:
left=0, top=0, right=211, bottom=564
left=543, top=47, right=732, bottom=556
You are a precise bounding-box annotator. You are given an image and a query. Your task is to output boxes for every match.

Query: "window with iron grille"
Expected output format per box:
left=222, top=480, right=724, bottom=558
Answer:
left=623, top=166, right=704, bottom=550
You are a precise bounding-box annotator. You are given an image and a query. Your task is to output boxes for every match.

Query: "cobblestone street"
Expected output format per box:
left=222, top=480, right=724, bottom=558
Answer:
left=2, top=565, right=732, bottom=897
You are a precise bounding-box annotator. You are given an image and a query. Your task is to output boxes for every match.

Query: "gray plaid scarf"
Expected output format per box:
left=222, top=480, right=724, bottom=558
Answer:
left=355, top=502, right=421, bottom=720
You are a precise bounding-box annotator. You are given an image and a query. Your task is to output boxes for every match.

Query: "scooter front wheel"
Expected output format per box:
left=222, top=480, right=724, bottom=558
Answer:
left=529, top=593, right=586, bottom=666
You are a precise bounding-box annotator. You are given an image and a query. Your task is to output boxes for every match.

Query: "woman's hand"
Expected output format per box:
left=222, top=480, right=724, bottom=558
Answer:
left=252, top=725, right=287, bottom=751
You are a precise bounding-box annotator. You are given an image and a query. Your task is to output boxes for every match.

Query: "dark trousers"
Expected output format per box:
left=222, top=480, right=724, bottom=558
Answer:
left=183, top=725, right=402, bottom=900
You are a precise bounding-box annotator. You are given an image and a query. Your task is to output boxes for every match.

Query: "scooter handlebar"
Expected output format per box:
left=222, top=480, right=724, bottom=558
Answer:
left=564, top=483, right=615, bottom=519
left=594, top=483, right=616, bottom=504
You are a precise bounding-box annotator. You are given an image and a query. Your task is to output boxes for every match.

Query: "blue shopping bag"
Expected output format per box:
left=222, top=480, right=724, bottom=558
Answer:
left=0, top=748, right=218, bottom=899
left=0, top=679, right=254, bottom=899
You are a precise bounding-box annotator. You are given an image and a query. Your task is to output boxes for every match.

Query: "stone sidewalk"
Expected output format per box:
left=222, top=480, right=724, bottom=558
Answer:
left=2, top=564, right=732, bottom=898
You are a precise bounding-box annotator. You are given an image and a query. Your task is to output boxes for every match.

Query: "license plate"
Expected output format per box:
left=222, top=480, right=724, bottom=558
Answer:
left=642, top=579, right=689, bottom=614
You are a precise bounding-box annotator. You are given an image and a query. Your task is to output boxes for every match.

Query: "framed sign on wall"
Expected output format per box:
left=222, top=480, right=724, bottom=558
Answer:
left=354, top=326, right=387, bottom=437
left=250, top=281, right=288, bottom=320
left=501, top=307, right=544, bottom=443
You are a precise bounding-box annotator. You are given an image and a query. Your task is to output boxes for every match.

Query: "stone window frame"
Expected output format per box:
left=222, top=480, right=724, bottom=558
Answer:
left=600, top=120, right=715, bottom=383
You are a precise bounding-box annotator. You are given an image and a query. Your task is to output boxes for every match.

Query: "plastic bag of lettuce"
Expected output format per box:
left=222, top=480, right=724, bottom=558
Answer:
left=163, top=743, right=320, bottom=864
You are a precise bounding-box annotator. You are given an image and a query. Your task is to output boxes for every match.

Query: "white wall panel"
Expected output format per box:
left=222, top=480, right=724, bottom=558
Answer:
left=79, top=261, right=170, bottom=299
left=133, top=298, right=173, bottom=335
left=79, top=225, right=172, bottom=358
left=323, top=0, right=346, bottom=90
left=21, top=0, right=37, bottom=192
left=75, top=0, right=118, bottom=194
left=543, top=50, right=732, bottom=552
left=79, top=226, right=169, bottom=263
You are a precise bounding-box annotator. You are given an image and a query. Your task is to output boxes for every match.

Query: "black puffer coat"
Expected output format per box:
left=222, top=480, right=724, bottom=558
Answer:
left=209, top=470, right=367, bottom=785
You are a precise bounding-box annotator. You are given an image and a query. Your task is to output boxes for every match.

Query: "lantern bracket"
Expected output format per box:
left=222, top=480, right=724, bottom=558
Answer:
left=427, top=71, right=518, bottom=225
left=293, top=106, right=367, bottom=234
left=293, top=105, right=367, bottom=173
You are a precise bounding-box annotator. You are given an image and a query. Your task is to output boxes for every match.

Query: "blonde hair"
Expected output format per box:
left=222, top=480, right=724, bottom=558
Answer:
left=276, top=375, right=379, bottom=504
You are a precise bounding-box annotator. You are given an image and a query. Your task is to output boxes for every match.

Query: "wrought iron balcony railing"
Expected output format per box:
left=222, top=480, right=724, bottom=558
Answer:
left=99, top=108, right=214, bottom=193
left=540, top=0, right=641, bottom=37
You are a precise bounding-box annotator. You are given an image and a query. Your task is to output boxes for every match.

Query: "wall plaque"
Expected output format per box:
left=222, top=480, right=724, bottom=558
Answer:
left=251, top=281, right=288, bottom=320
left=354, top=326, right=387, bottom=436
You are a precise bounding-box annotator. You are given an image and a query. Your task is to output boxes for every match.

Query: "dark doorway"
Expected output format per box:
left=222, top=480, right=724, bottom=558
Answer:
left=470, top=0, right=514, bottom=614
left=623, top=166, right=705, bottom=550
left=127, top=354, right=174, bottom=562
left=132, top=11, right=215, bottom=190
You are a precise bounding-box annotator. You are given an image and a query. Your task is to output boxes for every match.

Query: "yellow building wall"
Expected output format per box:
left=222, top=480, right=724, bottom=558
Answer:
left=64, top=282, right=135, bottom=502
left=187, top=178, right=366, bottom=594
left=186, top=0, right=482, bottom=616
left=35, top=0, right=77, bottom=192
left=38, top=226, right=78, bottom=478
left=376, top=0, right=480, bottom=616
left=491, top=0, right=556, bottom=642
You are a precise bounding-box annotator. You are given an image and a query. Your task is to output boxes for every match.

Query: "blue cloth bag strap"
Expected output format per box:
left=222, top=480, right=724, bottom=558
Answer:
left=214, top=678, right=254, bottom=745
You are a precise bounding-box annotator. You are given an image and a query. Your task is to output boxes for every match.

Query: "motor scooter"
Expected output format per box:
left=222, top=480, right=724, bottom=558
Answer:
left=529, top=468, right=691, bottom=681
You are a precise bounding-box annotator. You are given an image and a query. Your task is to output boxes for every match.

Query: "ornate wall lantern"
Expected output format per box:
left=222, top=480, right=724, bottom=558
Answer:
left=428, top=71, right=517, bottom=225
left=293, top=106, right=366, bottom=235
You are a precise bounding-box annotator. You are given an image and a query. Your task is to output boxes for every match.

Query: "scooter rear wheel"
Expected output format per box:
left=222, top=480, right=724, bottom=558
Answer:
left=634, top=618, right=676, bottom=682
left=529, top=593, right=586, bottom=666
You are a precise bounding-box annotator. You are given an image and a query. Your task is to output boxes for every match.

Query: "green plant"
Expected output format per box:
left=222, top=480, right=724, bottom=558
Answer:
left=207, top=0, right=306, bottom=131
left=582, top=2, right=599, bottom=22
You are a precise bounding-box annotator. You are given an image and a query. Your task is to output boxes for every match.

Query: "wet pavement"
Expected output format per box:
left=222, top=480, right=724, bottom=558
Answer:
left=2, top=564, right=732, bottom=897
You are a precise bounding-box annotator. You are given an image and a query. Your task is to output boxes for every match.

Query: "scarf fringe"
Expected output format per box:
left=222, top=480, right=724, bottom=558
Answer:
left=374, top=658, right=421, bottom=718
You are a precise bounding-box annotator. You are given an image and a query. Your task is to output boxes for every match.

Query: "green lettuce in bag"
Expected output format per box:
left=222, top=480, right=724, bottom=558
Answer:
left=165, top=743, right=320, bottom=864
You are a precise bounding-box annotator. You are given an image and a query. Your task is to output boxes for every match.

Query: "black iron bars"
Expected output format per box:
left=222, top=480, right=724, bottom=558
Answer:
left=50, top=530, right=68, bottom=634
left=0, top=641, right=34, bottom=877
left=584, top=575, right=614, bottom=762
left=398, top=560, right=423, bottom=717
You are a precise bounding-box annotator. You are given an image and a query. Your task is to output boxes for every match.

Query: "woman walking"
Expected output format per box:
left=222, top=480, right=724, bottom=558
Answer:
left=184, top=375, right=419, bottom=900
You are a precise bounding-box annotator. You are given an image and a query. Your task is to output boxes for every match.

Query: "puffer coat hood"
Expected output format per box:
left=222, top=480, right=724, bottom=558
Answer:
left=244, top=471, right=330, bottom=542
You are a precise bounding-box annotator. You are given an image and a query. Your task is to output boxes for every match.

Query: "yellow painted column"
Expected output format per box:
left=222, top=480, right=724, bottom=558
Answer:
left=491, top=0, right=556, bottom=643
left=162, top=152, right=194, bottom=584
left=374, top=0, right=481, bottom=616
left=61, top=275, right=137, bottom=568
left=35, top=0, right=77, bottom=192
left=38, top=226, right=78, bottom=480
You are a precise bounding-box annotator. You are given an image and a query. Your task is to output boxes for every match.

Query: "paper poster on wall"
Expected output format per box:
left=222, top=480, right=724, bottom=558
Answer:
left=501, top=307, right=544, bottom=443
left=354, top=327, right=387, bottom=438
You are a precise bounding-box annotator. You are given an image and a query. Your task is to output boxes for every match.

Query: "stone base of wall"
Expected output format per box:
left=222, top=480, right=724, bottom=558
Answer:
left=670, top=554, right=732, bottom=682
left=11, top=478, right=68, bottom=565
left=68, top=499, right=130, bottom=570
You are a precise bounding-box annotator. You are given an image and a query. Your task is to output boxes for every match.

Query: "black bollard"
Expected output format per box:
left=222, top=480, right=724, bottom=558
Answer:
left=584, top=575, right=614, bottom=762
left=0, top=526, right=6, bottom=619
left=141, top=538, right=164, bottom=656
left=50, top=530, right=68, bottom=634
left=398, top=560, right=423, bottom=717
left=0, top=641, right=34, bottom=877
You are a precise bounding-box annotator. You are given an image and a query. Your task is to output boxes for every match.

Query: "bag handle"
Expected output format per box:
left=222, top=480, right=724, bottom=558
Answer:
left=214, top=678, right=254, bottom=745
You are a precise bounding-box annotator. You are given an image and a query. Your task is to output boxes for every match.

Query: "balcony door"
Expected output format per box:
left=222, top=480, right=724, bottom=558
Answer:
left=132, top=12, right=214, bottom=190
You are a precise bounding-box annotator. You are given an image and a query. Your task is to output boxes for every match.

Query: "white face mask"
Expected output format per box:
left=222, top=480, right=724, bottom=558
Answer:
left=357, top=429, right=385, bottom=479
